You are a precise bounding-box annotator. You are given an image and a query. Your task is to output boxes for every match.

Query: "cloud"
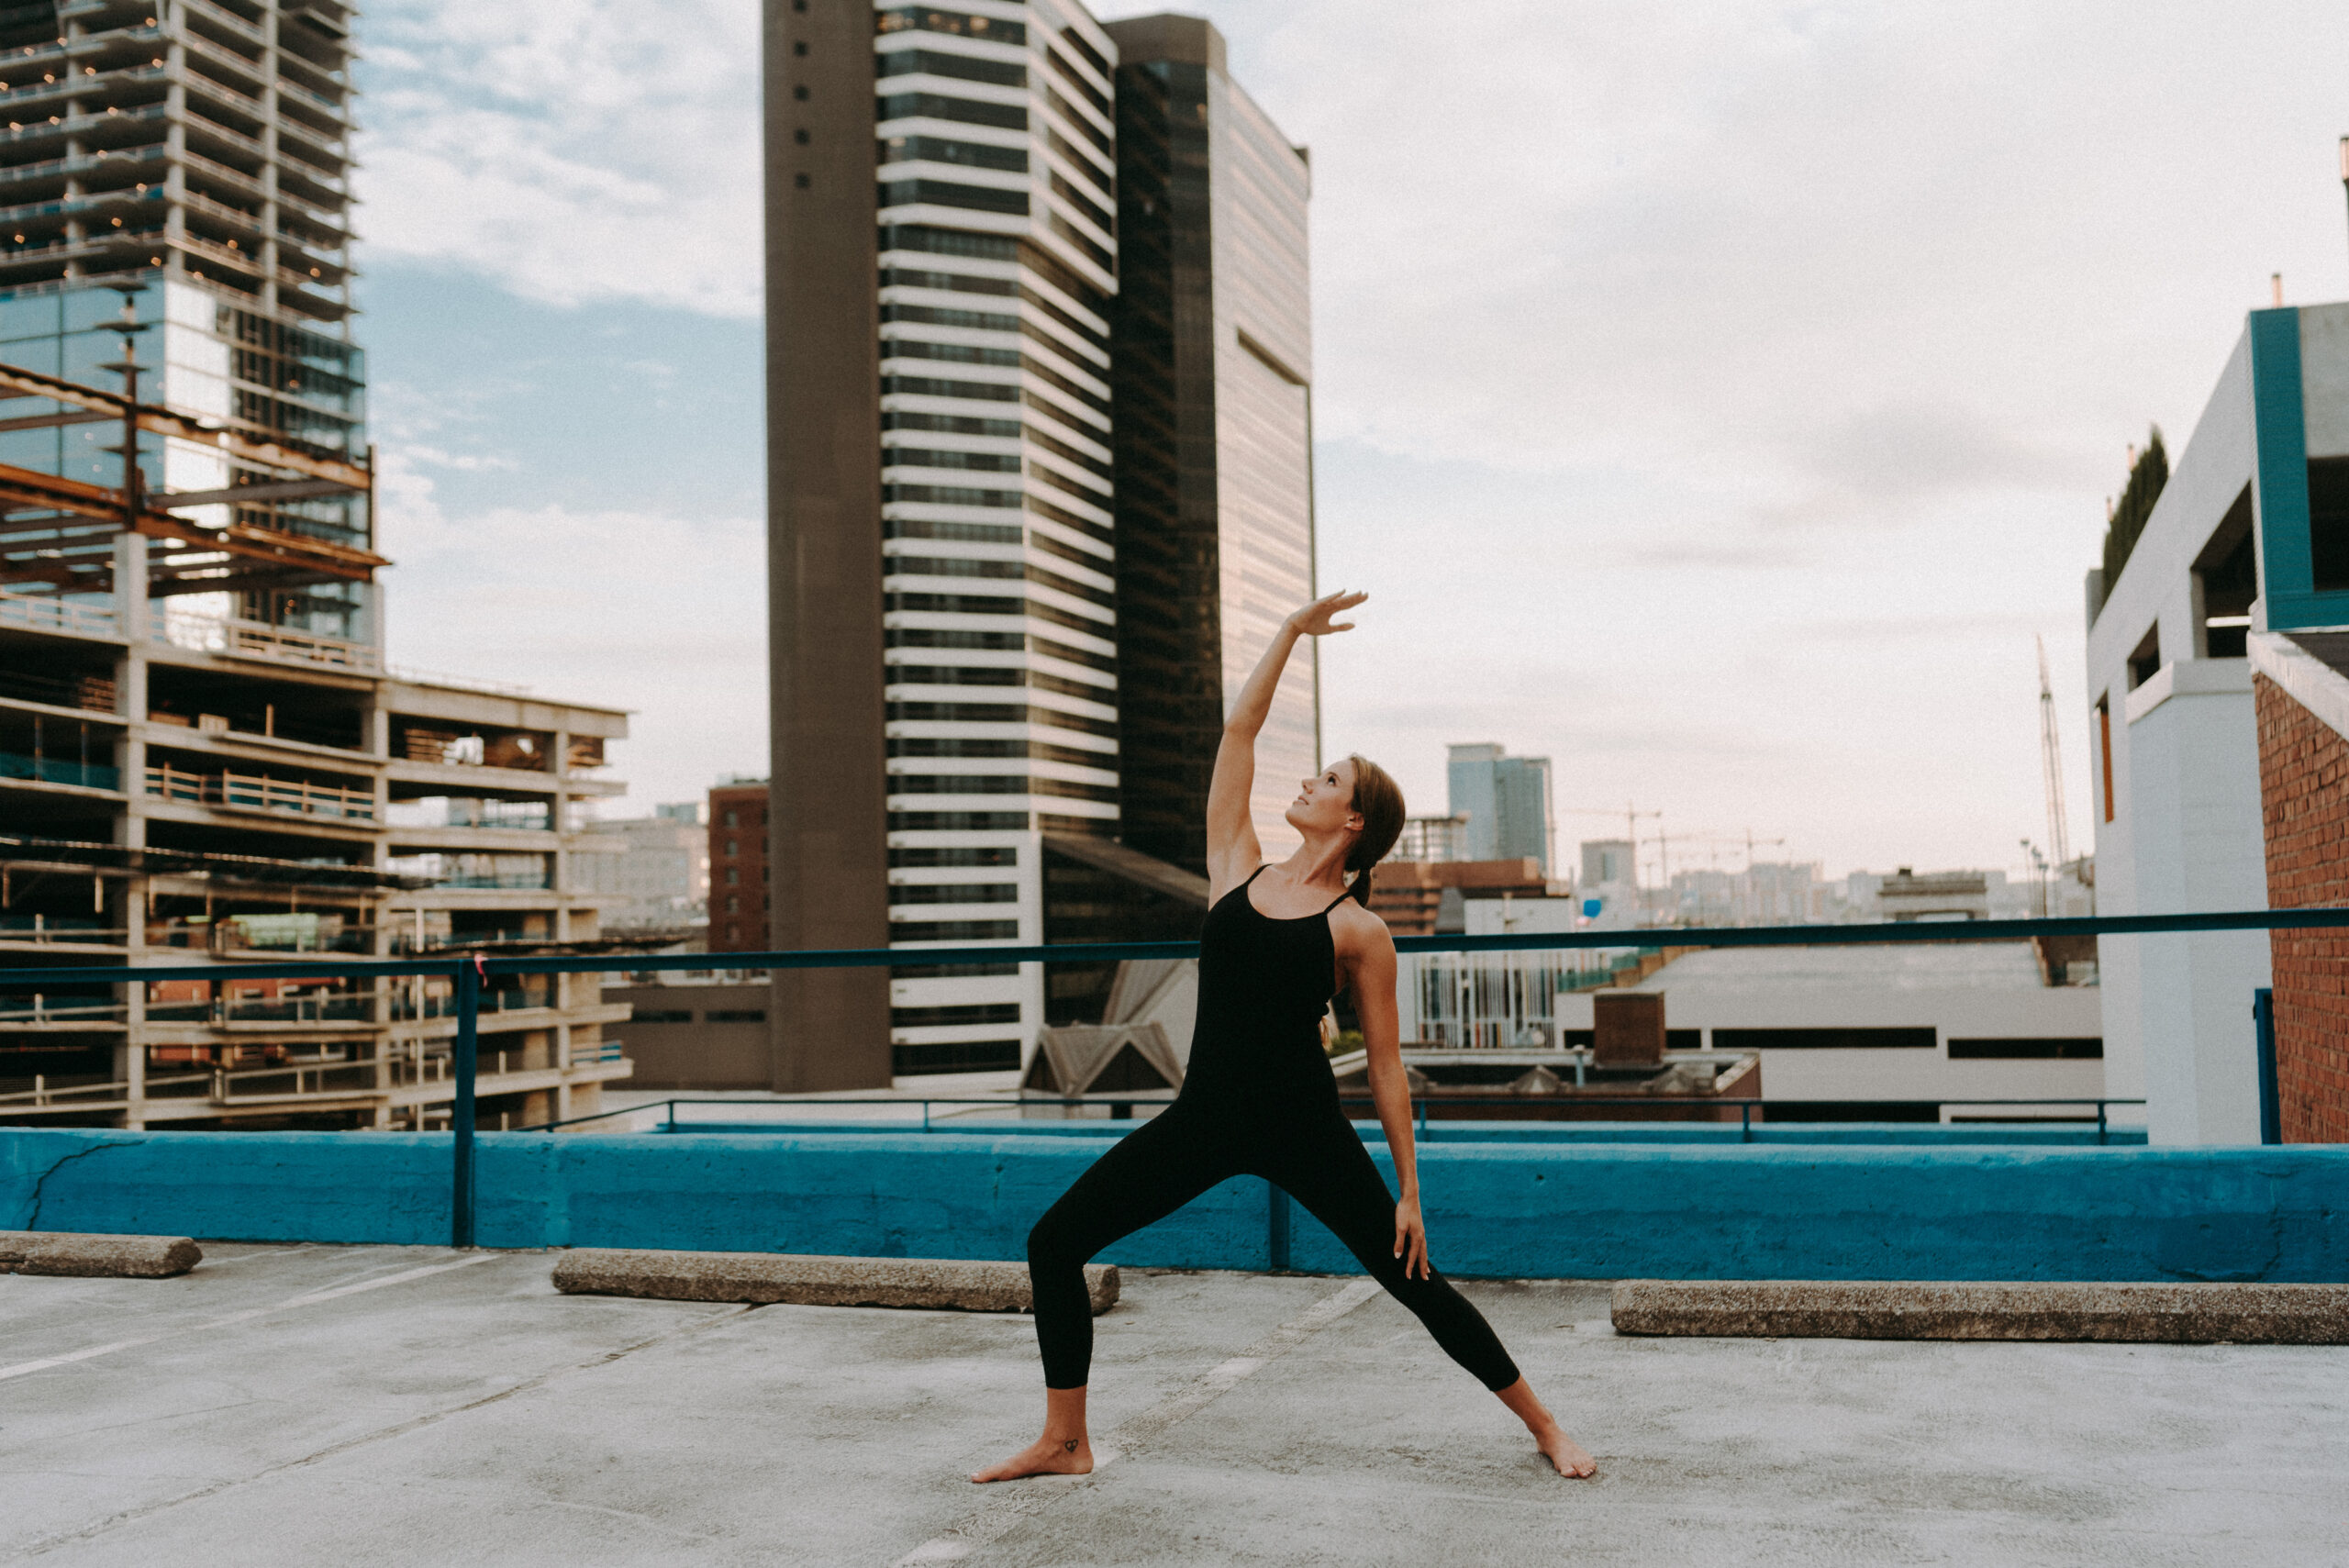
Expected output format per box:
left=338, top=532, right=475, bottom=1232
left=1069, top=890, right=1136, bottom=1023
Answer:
left=374, top=452, right=768, bottom=810
left=354, top=1, right=762, bottom=316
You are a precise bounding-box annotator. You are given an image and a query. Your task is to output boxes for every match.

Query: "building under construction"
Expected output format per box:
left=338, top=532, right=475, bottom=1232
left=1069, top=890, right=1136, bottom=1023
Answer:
left=0, top=0, right=637, bottom=1129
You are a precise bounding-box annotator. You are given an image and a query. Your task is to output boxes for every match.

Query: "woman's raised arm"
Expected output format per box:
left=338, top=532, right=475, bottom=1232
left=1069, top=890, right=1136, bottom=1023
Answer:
left=1205, top=591, right=1367, bottom=896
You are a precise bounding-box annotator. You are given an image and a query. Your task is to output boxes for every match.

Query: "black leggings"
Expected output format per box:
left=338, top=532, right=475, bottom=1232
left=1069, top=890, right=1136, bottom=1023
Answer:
left=1026, top=1096, right=1522, bottom=1392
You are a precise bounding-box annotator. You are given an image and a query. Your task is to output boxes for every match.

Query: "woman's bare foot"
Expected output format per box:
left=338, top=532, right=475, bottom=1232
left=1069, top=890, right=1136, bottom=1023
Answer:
left=1531, top=1420, right=1598, bottom=1479
left=970, top=1434, right=1093, bottom=1484
left=972, top=1385, right=1094, bottom=1484
left=1494, top=1376, right=1597, bottom=1478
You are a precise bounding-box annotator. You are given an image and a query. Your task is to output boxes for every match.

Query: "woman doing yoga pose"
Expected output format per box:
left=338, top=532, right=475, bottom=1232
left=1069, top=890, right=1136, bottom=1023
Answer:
left=973, top=591, right=1598, bottom=1484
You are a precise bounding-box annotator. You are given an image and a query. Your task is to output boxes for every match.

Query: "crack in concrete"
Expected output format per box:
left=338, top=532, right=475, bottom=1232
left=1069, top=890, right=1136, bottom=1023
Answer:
left=14, top=1141, right=139, bottom=1235
left=7, top=1300, right=760, bottom=1561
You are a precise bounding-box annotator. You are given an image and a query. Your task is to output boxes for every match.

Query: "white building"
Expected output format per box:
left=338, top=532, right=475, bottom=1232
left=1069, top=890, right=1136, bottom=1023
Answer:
left=1557, top=946, right=2106, bottom=1120
left=2076, top=304, right=2349, bottom=1143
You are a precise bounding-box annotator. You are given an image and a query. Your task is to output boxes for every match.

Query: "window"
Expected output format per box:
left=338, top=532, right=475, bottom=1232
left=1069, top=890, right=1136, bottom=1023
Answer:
left=889, top=882, right=1019, bottom=903
left=722, top=808, right=738, bottom=828
left=724, top=839, right=738, bottom=856
left=2126, top=624, right=2161, bottom=689
left=893, top=1039, right=1020, bottom=1074
left=888, top=917, right=1021, bottom=940
left=891, top=1003, right=1021, bottom=1027
left=726, top=895, right=739, bottom=914
left=2194, top=485, right=2255, bottom=657
left=884, top=337, right=1022, bottom=368
left=1947, top=1038, right=2103, bottom=1059
left=2098, top=697, right=2115, bottom=823
left=874, top=93, right=1026, bottom=132
left=1711, top=1028, right=1937, bottom=1051
left=878, top=178, right=1030, bottom=217
left=891, top=846, right=1017, bottom=868
left=2309, top=456, right=2349, bottom=592
left=883, top=406, right=1021, bottom=434
left=878, top=134, right=1027, bottom=173
left=875, top=49, right=1026, bottom=89
left=725, top=867, right=739, bottom=886
left=707, top=1009, right=767, bottom=1023
left=876, top=6, right=1027, bottom=45
left=633, top=1009, right=694, bottom=1024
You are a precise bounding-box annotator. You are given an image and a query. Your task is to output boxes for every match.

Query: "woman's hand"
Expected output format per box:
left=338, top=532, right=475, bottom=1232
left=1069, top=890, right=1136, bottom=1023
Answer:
left=1393, top=1193, right=1431, bottom=1281
left=1285, top=590, right=1367, bottom=639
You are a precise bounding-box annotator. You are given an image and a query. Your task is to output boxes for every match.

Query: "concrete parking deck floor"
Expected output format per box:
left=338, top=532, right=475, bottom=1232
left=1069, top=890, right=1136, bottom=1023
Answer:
left=5, top=1246, right=2344, bottom=1567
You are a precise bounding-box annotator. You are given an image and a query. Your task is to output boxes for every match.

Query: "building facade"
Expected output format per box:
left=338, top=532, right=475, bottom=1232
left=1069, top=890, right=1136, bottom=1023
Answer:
left=1, top=616, right=634, bottom=1131
left=571, top=806, right=708, bottom=935
left=2079, top=302, right=2349, bottom=1143
left=707, top=778, right=770, bottom=953
left=1446, top=743, right=1553, bottom=875
left=763, top=4, right=1312, bottom=1085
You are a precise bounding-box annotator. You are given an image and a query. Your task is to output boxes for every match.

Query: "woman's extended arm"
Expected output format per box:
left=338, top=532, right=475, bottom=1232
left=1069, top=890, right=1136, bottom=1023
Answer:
left=1205, top=591, right=1367, bottom=895
left=1346, top=922, right=1431, bottom=1279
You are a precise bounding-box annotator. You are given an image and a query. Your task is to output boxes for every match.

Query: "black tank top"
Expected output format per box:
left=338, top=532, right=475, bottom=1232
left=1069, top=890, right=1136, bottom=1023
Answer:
left=1180, top=865, right=1352, bottom=1108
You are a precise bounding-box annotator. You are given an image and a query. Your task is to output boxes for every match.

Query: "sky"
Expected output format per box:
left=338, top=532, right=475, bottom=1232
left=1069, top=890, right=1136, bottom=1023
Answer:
left=352, top=0, right=2349, bottom=883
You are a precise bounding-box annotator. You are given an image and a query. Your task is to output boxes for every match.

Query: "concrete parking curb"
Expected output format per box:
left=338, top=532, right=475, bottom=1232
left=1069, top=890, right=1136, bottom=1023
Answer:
left=0, top=1230, right=202, bottom=1278
left=551, top=1248, right=1118, bottom=1315
left=1610, top=1279, right=2349, bottom=1343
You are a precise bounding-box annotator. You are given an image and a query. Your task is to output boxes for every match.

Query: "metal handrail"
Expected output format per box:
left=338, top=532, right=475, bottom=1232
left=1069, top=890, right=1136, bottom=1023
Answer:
left=523, top=1093, right=2150, bottom=1146
left=7, top=906, right=2346, bottom=1247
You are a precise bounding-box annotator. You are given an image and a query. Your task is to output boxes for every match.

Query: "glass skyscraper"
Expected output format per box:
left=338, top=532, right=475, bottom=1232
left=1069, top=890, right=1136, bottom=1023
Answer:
left=0, top=0, right=365, bottom=640
left=764, top=4, right=1314, bottom=1087
left=1448, top=743, right=1556, bottom=876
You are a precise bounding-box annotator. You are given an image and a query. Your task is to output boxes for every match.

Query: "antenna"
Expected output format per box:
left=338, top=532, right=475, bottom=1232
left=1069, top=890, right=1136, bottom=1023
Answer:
left=2037, top=636, right=2072, bottom=870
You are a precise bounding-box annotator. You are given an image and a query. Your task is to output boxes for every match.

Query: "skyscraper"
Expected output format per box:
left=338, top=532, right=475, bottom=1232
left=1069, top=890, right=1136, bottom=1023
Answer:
left=1447, top=743, right=1555, bottom=875
left=763, top=4, right=1312, bottom=1088
left=1104, top=14, right=1316, bottom=874
left=0, top=0, right=366, bottom=635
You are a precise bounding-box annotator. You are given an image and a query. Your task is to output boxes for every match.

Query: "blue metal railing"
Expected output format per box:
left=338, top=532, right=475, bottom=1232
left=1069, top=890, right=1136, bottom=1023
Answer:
left=6, top=905, right=2348, bottom=1248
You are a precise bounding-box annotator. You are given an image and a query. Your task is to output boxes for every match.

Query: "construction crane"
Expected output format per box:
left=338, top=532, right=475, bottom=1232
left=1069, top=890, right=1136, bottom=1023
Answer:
left=2036, top=637, right=2072, bottom=870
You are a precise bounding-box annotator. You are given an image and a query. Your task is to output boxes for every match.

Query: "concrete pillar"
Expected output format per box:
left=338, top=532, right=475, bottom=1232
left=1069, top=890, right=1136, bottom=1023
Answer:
left=2120, top=662, right=2270, bottom=1145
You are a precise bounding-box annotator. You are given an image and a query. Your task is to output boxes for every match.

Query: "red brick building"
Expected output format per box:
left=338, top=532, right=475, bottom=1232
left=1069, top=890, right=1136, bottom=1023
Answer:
left=707, top=779, right=769, bottom=952
left=2251, top=636, right=2349, bottom=1142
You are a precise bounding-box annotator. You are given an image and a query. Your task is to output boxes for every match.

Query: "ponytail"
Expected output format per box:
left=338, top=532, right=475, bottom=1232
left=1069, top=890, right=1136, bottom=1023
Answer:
left=1339, top=754, right=1405, bottom=910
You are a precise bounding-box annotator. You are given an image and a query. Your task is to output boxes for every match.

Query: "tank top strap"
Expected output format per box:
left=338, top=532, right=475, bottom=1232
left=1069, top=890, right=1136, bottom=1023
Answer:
left=1243, top=863, right=1272, bottom=887
left=1320, top=886, right=1354, bottom=914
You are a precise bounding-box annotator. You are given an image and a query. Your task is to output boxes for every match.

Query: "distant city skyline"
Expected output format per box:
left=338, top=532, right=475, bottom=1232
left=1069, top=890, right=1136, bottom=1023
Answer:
left=349, top=0, right=2349, bottom=883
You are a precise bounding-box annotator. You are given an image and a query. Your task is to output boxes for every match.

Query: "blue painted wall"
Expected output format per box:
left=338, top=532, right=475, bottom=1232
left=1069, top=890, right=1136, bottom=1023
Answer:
left=3, top=1127, right=2340, bottom=1281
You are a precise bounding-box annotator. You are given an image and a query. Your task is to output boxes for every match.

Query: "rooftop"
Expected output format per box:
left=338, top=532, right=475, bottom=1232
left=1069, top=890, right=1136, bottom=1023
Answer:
left=1625, top=940, right=2053, bottom=992
left=5, top=1244, right=2342, bottom=1565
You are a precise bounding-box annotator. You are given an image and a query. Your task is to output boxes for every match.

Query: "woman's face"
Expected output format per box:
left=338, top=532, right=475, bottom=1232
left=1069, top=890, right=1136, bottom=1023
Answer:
left=1285, top=758, right=1363, bottom=837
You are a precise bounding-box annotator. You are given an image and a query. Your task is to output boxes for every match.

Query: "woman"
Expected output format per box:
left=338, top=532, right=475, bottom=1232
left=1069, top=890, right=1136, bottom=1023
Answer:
left=974, top=591, right=1598, bottom=1483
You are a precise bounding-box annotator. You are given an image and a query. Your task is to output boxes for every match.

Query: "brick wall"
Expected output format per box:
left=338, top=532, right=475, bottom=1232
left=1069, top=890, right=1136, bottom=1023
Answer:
left=2254, top=673, right=2349, bottom=1141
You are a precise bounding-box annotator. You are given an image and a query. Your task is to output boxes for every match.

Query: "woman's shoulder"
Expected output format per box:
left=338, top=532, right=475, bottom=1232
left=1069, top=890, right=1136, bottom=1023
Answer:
left=1328, top=896, right=1395, bottom=951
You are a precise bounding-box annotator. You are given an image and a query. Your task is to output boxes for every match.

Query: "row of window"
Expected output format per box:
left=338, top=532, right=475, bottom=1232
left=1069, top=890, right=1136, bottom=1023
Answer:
left=891, top=845, right=1017, bottom=867
left=890, top=773, right=1119, bottom=804
left=886, top=517, right=1022, bottom=546
left=878, top=176, right=1028, bottom=217
left=879, top=223, right=1109, bottom=318
left=884, top=592, right=1111, bottom=640
left=878, top=133, right=1027, bottom=174
left=885, top=697, right=1117, bottom=738
left=889, top=917, right=1021, bottom=940
left=887, top=626, right=1119, bottom=672
left=889, top=735, right=1114, bottom=766
left=887, top=664, right=1111, bottom=702
left=889, top=882, right=1017, bottom=904
left=891, top=1002, right=1022, bottom=1027
left=885, top=554, right=1115, bottom=610
left=876, top=7, right=1027, bottom=47
left=876, top=49, right=1026, bottom=91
